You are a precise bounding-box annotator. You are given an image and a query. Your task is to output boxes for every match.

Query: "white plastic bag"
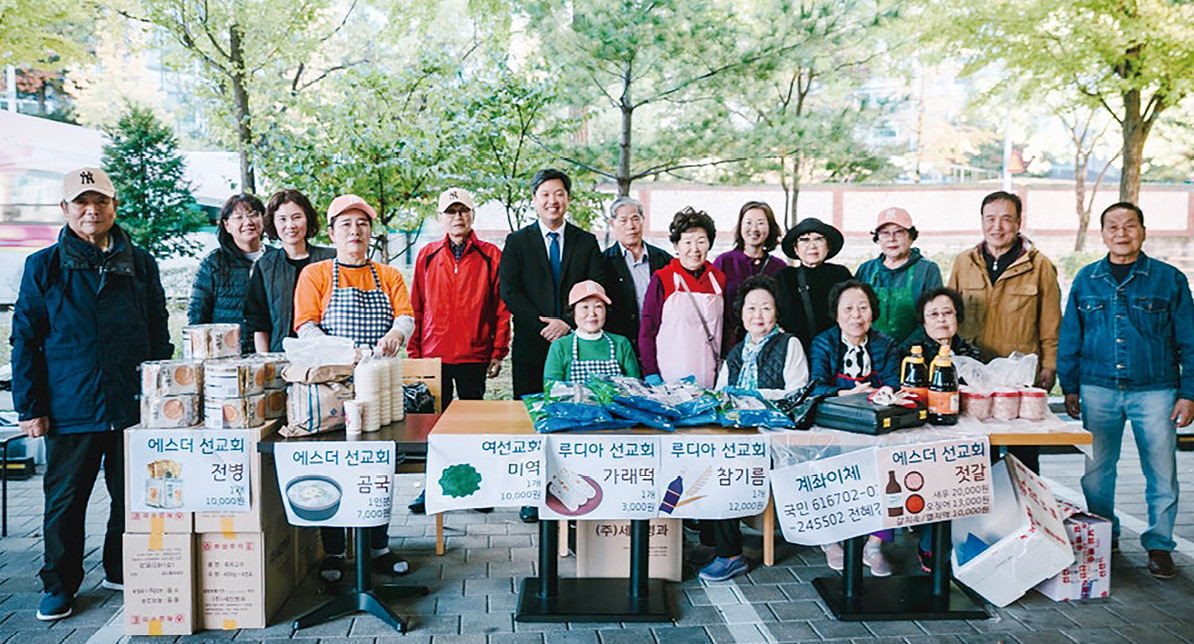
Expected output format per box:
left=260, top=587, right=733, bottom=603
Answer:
left=953, top=352, right=1038, bottom=392
left=282, top=335, right=356, bottom=368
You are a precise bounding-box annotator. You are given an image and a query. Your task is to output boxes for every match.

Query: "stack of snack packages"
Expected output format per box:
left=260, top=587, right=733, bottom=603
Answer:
left=124, top=325, right=322, bottom=635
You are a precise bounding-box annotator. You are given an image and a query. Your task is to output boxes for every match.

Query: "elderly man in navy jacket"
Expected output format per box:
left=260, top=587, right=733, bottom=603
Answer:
left=12, top=168, right=173, bottom=621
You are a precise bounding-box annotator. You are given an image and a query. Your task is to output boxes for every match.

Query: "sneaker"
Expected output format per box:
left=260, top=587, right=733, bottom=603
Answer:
left=1148, top=549, right=1177, bottom=580
left=372, top=550, right=410, bottom=576
left=100, top=579, right=123, bottom=591
left=687, top=544, right=717, bottom=567
left=822, top=542, right=844, bottom=571
left=320, top=555, right=346, bottom=583
left=408, top=491, right=426, bottom=515
left=699, top=556, right=749, bottom=582
left=36, top=592, right=72, bottom=621
left=519, top=506, right=539, bottom=524
left=863, top=541, right=892, bottom=577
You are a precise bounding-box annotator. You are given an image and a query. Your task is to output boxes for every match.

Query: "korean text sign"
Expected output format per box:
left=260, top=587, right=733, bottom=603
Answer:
left=275, top=441, right=396, bottom=527
left=425, top=435, right=544, bottom=513
left=127, top=429, right=252, bottom=513
left=541, top=435, right=658, bottom=520
left=657, top=434, right=770, bottom=519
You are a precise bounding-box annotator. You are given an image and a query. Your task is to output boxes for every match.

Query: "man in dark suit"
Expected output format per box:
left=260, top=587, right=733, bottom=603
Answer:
left=500, top=168, right=606, bottom=399
left=602, top=196, right=670, bottom=356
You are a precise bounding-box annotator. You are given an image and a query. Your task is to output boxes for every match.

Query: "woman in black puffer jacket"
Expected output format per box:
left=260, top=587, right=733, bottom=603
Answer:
left=188, top=193, right=266, bottom=354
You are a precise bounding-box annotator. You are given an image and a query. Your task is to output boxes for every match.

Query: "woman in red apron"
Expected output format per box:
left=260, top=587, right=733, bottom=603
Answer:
left=639, top=207, right=726, bottom=388
left=292, top=194, right=416, bottom=583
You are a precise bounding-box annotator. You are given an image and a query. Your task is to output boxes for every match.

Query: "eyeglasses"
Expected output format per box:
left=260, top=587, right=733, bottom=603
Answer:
left=227, top=211, right=263, bottom=223
left=442, top=207, right=472, bottom=218
left=796, top=235, right=827, bottom=245
left=925, top=309, right=956, bottom=320
left=877, top=229, right=909, bottom=240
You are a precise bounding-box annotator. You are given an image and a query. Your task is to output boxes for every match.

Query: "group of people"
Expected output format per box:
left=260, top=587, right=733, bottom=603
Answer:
left=12, top=165, right=1193, bottom=621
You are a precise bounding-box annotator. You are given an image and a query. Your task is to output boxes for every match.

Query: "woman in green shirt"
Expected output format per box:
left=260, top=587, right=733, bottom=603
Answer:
left=543, top=280, right=641, bottom=385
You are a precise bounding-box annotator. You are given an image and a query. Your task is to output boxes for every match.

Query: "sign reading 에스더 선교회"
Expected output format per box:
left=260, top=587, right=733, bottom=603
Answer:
left=126, top=428, right=252, bottom=513
left=274, top=441, right=395, bottom=527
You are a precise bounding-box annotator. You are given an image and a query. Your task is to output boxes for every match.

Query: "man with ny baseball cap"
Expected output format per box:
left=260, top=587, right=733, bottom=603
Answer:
left=12, top=167, right=173, bottom=620
left=854, top=206, right=942, bottom=343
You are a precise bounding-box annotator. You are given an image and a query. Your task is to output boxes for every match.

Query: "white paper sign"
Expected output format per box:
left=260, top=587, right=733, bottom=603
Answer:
left=127, top=429, right=252, bottom=513
left=657, top=434, right=770, bottom=519
left=541, top=435, right=658, bottom=520
left=274, top=442, right=395, bottom=527
left=425, top=435, right=544, bottom=513
left=876, top=437, right=993, bottom=528
left=771, top=448, right=883, bottom=545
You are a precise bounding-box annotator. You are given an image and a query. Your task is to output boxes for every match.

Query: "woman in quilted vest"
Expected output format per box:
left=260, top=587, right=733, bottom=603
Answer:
left=695, top=275, right=809, bottom=583
left=188, top=193, right=265, bottom=354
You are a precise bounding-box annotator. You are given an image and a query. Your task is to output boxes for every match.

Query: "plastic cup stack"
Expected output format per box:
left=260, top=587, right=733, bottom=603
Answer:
left=378, top=357, right=392, bottom=427
left=354, top=358, right=383, bottom=433
left=389, top=357, right=404, bottom=421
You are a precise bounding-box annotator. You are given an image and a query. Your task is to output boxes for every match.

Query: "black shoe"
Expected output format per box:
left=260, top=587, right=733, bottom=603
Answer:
left=408, top=491, right=426, bottom=515
left=683, top=519, right=700, bottom=533
left=475, top=507, right=494, bottom=514
left=372, top=551, right=411, bottom=576
left=1148, top=550, right=1176, bottom=579
left=1111, top=536, right=1119, bottom=552
left=519, top=506, right=539, bottom=523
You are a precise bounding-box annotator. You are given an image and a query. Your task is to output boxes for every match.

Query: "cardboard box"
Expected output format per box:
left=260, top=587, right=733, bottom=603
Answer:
left=198, top=516, right=295, bottom=630
left=124, top=431, right=192, bottom=533
left=293, top=525, right=324, bottom=580
left=575, top=519, right=682, bottom=582
left=403, top=357, right=442, bottom=413
left=951, top=455, right=1075, bottom=607
left=1035, top=501, right=1112, bottom=601
left=194, top=424, right=286, bottom=534
left=124, top=533, right=195, bottom=636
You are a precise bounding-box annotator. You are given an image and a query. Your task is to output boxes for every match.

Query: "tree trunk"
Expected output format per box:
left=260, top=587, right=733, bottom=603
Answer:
left=787, top=155, right=803, bottom=229
left=229, top=24, right=255, bottom=194
left=617, top=60, right=633, bottom=197
left=778, top=153, right=791, bottom=225
left=1119, top=88, right=1143, bottom=204
left=1074, top=149, right=1088, bottom=251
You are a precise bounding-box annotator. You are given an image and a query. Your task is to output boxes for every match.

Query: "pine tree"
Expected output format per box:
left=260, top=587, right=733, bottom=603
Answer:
left=102, top=105, right=207, bottom=258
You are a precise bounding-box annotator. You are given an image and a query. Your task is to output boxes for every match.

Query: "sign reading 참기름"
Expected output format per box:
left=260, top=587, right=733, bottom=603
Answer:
left=657, top=434, right=770, bottom=519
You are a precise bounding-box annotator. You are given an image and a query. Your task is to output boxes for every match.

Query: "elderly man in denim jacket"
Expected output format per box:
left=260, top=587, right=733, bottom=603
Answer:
left=1058, top=202, right=1194, bottom=580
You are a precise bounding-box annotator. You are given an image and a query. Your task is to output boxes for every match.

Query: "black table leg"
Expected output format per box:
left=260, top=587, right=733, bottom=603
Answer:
left=516, top=517, right=669, bottom=622
left=2, top=439, right=8, bottom=537
left=812, top=524, right=989, bottom=621
left=293, top=527, right=428, bottom=632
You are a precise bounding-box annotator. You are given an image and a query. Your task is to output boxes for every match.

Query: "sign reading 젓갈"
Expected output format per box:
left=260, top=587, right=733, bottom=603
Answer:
left=424, top=435, right=545, bottom=513
left=541, top=435, right=658, bottom=521
left=274, top=442, right=396, bottom=527
left=770, top=436, right=993, bottom=546
left=127, top=429, right=253, bottom=513
left=657, top=434, right=770, bottom=519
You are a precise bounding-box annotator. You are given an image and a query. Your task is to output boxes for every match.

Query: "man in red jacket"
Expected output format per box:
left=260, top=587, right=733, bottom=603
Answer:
left=408, top=187, right=511, bottom=402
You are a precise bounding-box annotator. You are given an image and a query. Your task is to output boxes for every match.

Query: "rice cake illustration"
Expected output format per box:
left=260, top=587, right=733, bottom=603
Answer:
left=140, top=360, right=203, bottom=397
left=549, top=467, right=597, bottom=513
left=140, top=394, right=201, bottom=428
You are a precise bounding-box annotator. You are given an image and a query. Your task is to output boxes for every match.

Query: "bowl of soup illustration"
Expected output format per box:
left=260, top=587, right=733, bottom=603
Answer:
left=285, top=475, right=343, bottom=522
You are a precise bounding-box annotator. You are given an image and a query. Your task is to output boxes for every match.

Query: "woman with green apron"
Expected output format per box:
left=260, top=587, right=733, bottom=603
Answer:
left=543, top=280, right=640, bottom=385
left=854, top=207, right=942, bottom=346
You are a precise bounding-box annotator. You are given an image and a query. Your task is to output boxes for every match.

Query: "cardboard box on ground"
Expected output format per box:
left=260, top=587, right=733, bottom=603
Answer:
left=950, top=454, right=1075, bottom=607
left=576, top=519, right=682, bottom=582
left=1034, top=501, right=1112, bottom=601
left=123, top=532, right=195, bottom=636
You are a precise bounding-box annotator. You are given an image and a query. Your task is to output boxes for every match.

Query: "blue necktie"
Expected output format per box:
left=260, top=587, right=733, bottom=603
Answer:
left=548, top=231, right=561, bottom=315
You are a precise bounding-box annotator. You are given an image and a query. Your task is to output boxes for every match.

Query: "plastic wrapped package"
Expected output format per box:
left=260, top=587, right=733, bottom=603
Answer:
left=1019, top=387, right=1048, bottom=420
left=204, top=394, right=265, bottom=429
left=523, top=394, right=635, bottom=433
left=181, top=324, right=240, bottom=360
left=140, top=394, right=202, bottom=428
left=960, top=386, right=993, bottom=421
left=991, top=387, right=1021, bottom=421
left=404, top=381, right=436, bottom=414
left=204, top=358, right=269, bottom=398
left=141, top=360, right=203, bottom=397
left=717, top=388, right=795, bottom=428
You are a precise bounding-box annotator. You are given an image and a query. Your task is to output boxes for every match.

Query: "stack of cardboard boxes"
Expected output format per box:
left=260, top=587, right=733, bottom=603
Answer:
left=125, top=325, right=322, bottom=636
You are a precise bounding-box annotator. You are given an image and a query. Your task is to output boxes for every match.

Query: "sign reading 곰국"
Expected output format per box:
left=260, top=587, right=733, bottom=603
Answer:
left=875, top=437, right=992, bottom=528
left=127, top=429, right=252, bottom=513
left=541, top=435, right=658, bottom=521
left=657, top=434, right=770, bottom=519
left=425, top=435, right=544, bottom=513
left=275, top=442, right=395, bottom=527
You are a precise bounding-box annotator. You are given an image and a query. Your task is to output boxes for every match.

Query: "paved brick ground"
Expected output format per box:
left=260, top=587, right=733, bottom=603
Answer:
left=2, top=425, right=1193, bottom=644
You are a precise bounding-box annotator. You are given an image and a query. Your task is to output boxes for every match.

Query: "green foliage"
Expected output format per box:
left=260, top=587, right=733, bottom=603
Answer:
left=0, top=0, right=88, bottom=66
left=101, top=104, right=206, bottom=258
